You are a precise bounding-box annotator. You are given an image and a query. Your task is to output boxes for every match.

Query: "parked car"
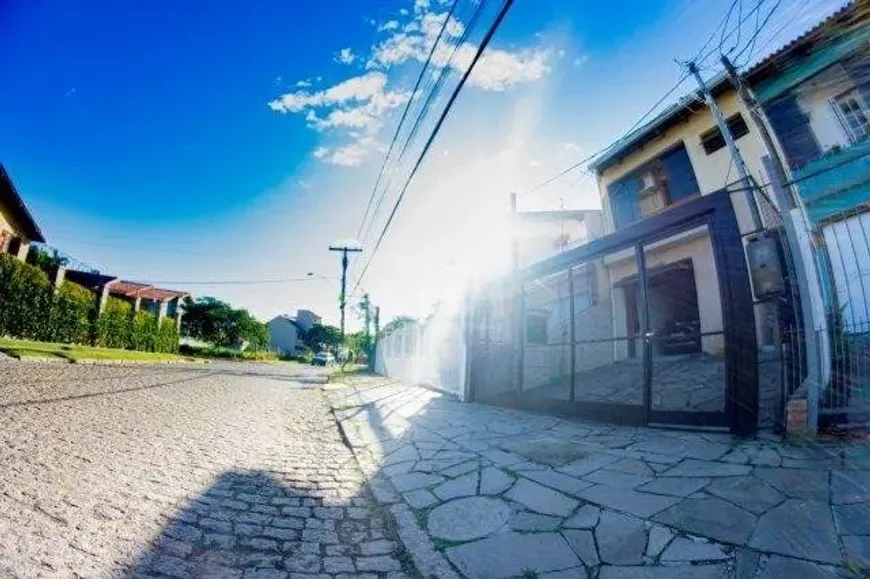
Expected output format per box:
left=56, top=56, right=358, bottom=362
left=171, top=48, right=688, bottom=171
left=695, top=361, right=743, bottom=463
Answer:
left=311, top=351, right=335, bottom=366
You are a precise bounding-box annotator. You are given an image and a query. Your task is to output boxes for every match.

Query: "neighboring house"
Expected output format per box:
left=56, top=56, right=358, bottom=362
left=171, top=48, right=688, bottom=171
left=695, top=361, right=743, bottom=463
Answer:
left=0, top=164, right=46, bottom=261
left=513, top=209, right=603, bottom=269
left=746, top=2, right=870, bottom=330
left=63, top=271, right=189, bottom=329
left=267, top=309, right=321, bottom=355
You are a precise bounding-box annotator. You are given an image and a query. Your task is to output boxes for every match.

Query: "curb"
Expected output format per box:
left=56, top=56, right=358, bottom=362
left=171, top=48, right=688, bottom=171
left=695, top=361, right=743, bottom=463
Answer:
left=324, top=389, right=460, bottom=579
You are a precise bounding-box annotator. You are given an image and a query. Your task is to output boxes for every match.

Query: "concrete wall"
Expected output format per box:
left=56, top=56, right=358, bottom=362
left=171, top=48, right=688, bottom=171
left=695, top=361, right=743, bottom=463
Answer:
left=375, top=304, right=466, bottom=397
left=267, top=318, right=300, bottom=355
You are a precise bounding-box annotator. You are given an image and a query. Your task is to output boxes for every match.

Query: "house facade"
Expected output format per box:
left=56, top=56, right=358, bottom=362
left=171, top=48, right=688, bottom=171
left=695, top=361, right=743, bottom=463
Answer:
left=267, top=309, right=321, bottom=355
left=0, top=164, right=45, bottom=260
left=747, top=3, right=870, bottom=331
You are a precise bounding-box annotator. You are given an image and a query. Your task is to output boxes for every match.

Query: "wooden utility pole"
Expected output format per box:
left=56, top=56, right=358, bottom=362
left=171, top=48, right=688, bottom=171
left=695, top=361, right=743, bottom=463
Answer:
left=329, top=245, right=362, bottom=343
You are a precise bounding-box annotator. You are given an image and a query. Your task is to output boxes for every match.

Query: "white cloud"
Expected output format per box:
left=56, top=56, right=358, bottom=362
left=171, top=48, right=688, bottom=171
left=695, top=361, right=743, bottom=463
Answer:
left=562, top=141, right=583, bottom=153
left=269, top=71, right=392, bottom=113
left=529, top=159, right=543, bottom=168
left=269, top=0, right=552, bottom=169
left=320, top=136, right=381, bottom=167
left=335, top=48, right=357, bottom=65
left=367, top=6, right=549, bottom=91
left=467, top=48, right=551, bottom=91
left=573, top=55, right=588, bottom=67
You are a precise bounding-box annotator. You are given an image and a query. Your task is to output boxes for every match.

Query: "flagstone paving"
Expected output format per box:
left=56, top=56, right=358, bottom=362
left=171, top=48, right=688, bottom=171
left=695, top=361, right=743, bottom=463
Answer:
left=327, top=377, right=870, bottom=578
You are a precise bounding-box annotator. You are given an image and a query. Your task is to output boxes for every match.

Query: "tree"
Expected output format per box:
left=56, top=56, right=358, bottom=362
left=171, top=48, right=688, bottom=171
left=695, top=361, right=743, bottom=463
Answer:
left=346, top=331, right=371, bottom=359
left=26, top=245, right=68, bottom=272
left=181, top=296, right=270, bottom=349
left=355, top=293, right=373, bottom=337
left=303, top=323, right=342, bottom=351
left=381, top=315, right=416, bottom=337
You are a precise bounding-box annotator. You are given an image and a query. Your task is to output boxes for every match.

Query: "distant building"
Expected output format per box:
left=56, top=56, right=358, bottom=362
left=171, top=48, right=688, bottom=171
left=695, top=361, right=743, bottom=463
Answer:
left=267, top=309, right=321, bottom=355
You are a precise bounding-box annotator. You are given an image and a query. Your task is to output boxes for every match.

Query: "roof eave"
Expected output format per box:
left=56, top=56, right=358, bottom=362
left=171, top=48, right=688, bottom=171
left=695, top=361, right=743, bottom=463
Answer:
left=0, top=165, right=46, bottom=243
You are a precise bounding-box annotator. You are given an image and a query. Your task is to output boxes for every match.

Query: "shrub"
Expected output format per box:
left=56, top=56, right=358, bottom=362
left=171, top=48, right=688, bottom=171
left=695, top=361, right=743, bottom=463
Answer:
left=155, top=318, right=180, bottom=353
left=0, top=255, right=53, bottom=340
left=51, top=281, right=96, bottom=344
left=178, top=343, right=276, bottom=361
left=96, top=296, right=131, bottom=348
left=129, top=310, right=157, bottom=352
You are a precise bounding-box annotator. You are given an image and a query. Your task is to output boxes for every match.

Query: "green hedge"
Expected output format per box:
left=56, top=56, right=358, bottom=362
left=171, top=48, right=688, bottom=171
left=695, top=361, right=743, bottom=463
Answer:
left=96, top=296, right=131, bottom=349
left=0, top=255, right=180, bottom=353
left=0, top=255, right=53, bottom=340
left=155, top=318, right=180, bottom=353
left=51, top=281, right=96, bottom=344
left=129, top=310, right=157, bottom=352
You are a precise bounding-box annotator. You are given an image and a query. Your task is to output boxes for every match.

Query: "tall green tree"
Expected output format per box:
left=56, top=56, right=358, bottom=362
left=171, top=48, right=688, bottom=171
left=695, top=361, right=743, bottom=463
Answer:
left=181, top=296, right=270, bottom=349
left=303, top=323, right=342, bottom=351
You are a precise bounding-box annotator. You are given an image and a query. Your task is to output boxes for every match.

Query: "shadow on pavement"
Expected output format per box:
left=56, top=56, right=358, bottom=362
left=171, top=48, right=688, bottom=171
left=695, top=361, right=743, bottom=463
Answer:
left=125, top=469, right=414, bottom=578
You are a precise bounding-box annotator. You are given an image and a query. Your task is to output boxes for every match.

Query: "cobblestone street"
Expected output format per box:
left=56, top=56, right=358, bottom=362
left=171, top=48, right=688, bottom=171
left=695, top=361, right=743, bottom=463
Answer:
left=0, top=361, right=413, bottom=578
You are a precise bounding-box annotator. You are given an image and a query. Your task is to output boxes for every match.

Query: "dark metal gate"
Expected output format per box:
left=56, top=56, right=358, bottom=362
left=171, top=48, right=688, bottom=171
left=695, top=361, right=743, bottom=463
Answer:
left=469, top=190, right=759, bottom=436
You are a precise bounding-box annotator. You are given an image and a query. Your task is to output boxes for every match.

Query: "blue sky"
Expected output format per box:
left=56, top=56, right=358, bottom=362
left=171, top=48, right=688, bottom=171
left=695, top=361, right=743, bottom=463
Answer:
left=1, top=0, right=846, bottom=327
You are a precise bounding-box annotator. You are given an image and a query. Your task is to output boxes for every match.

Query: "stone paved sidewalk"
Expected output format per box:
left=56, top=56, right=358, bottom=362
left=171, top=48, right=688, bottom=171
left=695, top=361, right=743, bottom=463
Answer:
left=326, top=376, right=870, bottom=579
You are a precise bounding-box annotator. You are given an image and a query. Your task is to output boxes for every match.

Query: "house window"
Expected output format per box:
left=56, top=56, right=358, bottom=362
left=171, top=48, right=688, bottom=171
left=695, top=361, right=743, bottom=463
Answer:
left=833, top=88, right=870, bottom=143
left=607, top=144, right=700, bottom=229
left=700, top=114, right=750, bottom=155
left=526, top=310, right=549, bottom=345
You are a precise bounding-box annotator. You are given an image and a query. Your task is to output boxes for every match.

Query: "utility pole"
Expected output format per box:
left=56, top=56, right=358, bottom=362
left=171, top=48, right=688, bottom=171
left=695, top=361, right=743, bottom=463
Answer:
left=688, top=60, right=760, bottom=229
left=720, top=54, right=793, bottom=210
left=329, top=245, right=362, bottom=344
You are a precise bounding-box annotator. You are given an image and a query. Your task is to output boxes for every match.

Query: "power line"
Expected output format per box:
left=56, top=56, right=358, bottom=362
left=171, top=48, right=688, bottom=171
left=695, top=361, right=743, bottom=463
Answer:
left=360, top=0, right=490, bottom=246
left=732, top=0, right=781, bottom=64
left=521, top=0, right=773, bottom=197
left=352, top=0, right=516, bottom=293
left=519, top=71, right=693, bottom=197
left=355, top=0, right=462, bottom=241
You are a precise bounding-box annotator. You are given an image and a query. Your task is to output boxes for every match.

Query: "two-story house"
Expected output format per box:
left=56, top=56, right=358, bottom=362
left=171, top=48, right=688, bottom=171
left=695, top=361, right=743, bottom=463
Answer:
left=267, top=309, right=321, bottom=355
left=0, top=164, right=45, bottom=260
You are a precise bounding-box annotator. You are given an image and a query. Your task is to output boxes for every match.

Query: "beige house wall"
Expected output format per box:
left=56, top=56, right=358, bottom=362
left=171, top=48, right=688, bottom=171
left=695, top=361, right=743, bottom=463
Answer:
left=0, top=203, right=31, bottom=259
left=596, top=90, right=771, bottom=238
left=0, top=203, right=21, bottom=234
left=596, top=88, right=778, bottom=350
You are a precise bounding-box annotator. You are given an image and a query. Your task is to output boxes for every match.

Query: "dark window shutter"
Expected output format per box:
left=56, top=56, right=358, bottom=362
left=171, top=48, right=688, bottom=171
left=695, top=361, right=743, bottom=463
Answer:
left=763, top=94, right=821, bottom=169
left=661, top=145, right=700, bottom=203
left=608, top=177, right=639, bottom=229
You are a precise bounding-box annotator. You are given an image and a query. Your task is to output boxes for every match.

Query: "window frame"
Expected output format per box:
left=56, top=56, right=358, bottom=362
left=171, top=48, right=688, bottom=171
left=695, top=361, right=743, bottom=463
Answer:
left=525, top=309, right=549, bottom=345
left=831, top=88, right=870, bottom=144
left=700, top=113, right=750, bottom=155
left=607, top=143, right=700, bottom=230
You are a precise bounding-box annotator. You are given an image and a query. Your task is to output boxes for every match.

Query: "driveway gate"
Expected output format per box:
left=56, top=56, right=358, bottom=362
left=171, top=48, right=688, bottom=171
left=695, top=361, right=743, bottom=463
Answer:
left=469, top=190, right=759, bottom=436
